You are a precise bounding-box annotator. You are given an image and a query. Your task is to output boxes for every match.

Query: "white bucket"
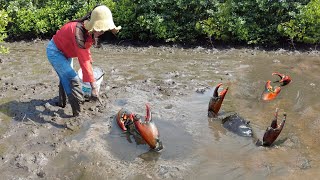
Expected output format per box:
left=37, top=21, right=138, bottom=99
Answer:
left=78, top=67, right=104, bottom=97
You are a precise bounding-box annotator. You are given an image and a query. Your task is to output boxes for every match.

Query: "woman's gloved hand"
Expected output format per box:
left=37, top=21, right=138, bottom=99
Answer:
left=90, top=82, right=102, bottom=105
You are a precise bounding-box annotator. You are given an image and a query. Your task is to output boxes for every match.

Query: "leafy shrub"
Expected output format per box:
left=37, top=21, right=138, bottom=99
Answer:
left=196, top=1, right=232, bottom=43
left=278, top=0, right=320, bottom=44
left=5, top=0, right=76, bottom=39
left=4, top=0, right=117, bottom=39
left=197, top=0, right=309, bottom=45
left=113, top=0, right=137, bottom=39
left=72, top=0, right=116, bottom=20
left=300, top=0, right=320, bottom=44
left=0, top=0, right=318, bottom=46
left=0, top=10, right=9, bottom=53
left=114, top=0, right=212, bottom=43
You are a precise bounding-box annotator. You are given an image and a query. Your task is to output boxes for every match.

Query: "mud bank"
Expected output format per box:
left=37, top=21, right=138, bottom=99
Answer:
left=0, top=40, right=319, bottom=179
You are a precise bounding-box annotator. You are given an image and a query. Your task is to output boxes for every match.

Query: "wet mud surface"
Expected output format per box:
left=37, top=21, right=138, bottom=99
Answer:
left=0, top=41, right=320, bottom=179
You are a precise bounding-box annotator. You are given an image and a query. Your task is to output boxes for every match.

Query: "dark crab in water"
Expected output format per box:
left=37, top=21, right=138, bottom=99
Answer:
left=116, top=104, right=163, bottom=151
left=221, top=113, right=253, bottom=137
left=208, top=83, right=286, bottom=146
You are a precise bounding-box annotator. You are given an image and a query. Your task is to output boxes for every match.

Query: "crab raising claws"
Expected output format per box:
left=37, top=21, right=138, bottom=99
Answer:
left=116, top=104, right=163, bottom=151
left=272, top=72, right=292, bottom=86
left=130, top=104, right=163, bottom=151
left=261, top=80, right=281, bottom=101
left=257, top=108, right=286, bottom=146
left=208, top=83, right=229, bottom=117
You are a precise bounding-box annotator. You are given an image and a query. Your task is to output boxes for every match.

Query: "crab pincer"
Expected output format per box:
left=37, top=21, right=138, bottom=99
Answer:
left=130, top=104, right=163, bottom=151
left=208, top=83, right=229, bottom=117
left=116, top=109, right=133, bottom=131
left=272, top=72, right=292, bottom=86
left=261, top=80, right=281, bottom=101
left=261, top=108, right=286, bottom=146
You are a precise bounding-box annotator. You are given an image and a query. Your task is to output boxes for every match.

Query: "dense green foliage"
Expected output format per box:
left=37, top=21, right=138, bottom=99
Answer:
left=0, top=9, right=9, bottom=53
left=115, top=0, right=212, bottom=43
left=2, top=0, right=115, bottom=39
left=278, top=0, right=320, bottom=45
left=196, top=0, right=310, bottom=45
left=0, top=0, right=318, bottom=46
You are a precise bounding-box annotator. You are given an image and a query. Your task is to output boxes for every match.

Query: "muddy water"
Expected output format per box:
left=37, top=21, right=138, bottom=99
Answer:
left=0, top=41, right=320, bottom=179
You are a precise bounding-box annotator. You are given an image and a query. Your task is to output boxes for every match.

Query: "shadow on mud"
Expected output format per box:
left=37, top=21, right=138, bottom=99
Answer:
left=0, top=97, right=68, bottom=129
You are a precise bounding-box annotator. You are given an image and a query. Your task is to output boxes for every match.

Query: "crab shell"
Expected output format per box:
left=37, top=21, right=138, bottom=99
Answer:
left=261, top=80, right=281, bottom=101
left=131, top=104, right=162, bottom=150
left=222, top=113, right=253, bottom=137
left=208, top=83, right=229, bottom=117
left=116, top=109, right=132, bottom=131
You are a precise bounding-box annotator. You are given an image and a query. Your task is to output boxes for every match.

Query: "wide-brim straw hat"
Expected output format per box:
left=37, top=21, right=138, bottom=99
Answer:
left=84, top=5, right=121, bottom=32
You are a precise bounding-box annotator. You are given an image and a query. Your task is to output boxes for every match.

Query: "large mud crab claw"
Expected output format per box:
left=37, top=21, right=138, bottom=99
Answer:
left=261, top=108, right=286, bottom=146
left=131, top=104, right=163, bottom=151
left=272, top=72, right=292, bottom=86
left=116, top=109, right=133, bottom=131
left=208, top=83, right=229, bottom=117
left=261, top=80, right=281, bottom=101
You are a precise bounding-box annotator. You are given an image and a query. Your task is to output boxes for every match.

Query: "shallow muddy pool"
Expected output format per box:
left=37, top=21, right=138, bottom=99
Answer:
left=0, top=41, right=319, bottom=179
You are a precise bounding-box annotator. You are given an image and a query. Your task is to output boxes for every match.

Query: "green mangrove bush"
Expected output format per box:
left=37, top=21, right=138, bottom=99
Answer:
left=0, top=9, right=9, bottom=53
left=0, top=0, right=318, bottom=46
left=196, top=0, right=310, bottom=45
left=278, top=0, right=320, bottom=45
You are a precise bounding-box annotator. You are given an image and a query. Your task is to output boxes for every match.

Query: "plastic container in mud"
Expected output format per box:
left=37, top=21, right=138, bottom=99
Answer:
left=78, top=67, right=104, bottom=97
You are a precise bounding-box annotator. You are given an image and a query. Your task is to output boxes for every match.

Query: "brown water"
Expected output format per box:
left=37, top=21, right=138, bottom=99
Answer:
left=0, top=41, right=320, bottom=179
left=93, top=46, right=320, bottom=179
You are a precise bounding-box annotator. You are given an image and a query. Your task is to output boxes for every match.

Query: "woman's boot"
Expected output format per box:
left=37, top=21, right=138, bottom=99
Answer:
left=57, top=82, right=66, bottom=108
left=68, top=94, right=81, bottom=116
left=69, top=77, right=84, bottom=117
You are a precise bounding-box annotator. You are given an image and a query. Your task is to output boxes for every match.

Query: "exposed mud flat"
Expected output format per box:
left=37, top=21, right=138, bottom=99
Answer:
left=0, top=40, right=319, bottom=179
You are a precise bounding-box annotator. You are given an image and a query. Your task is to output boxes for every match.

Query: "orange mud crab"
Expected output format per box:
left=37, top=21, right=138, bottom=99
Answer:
left=272, top=72, right=292, bottom=86
left=261, top=72, right=292, bottom=101
left=261, top=80, right=281, bottom=101
left=116, top=104, right=163, bottom=151
left=208, top=83, right=286, bottom=146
